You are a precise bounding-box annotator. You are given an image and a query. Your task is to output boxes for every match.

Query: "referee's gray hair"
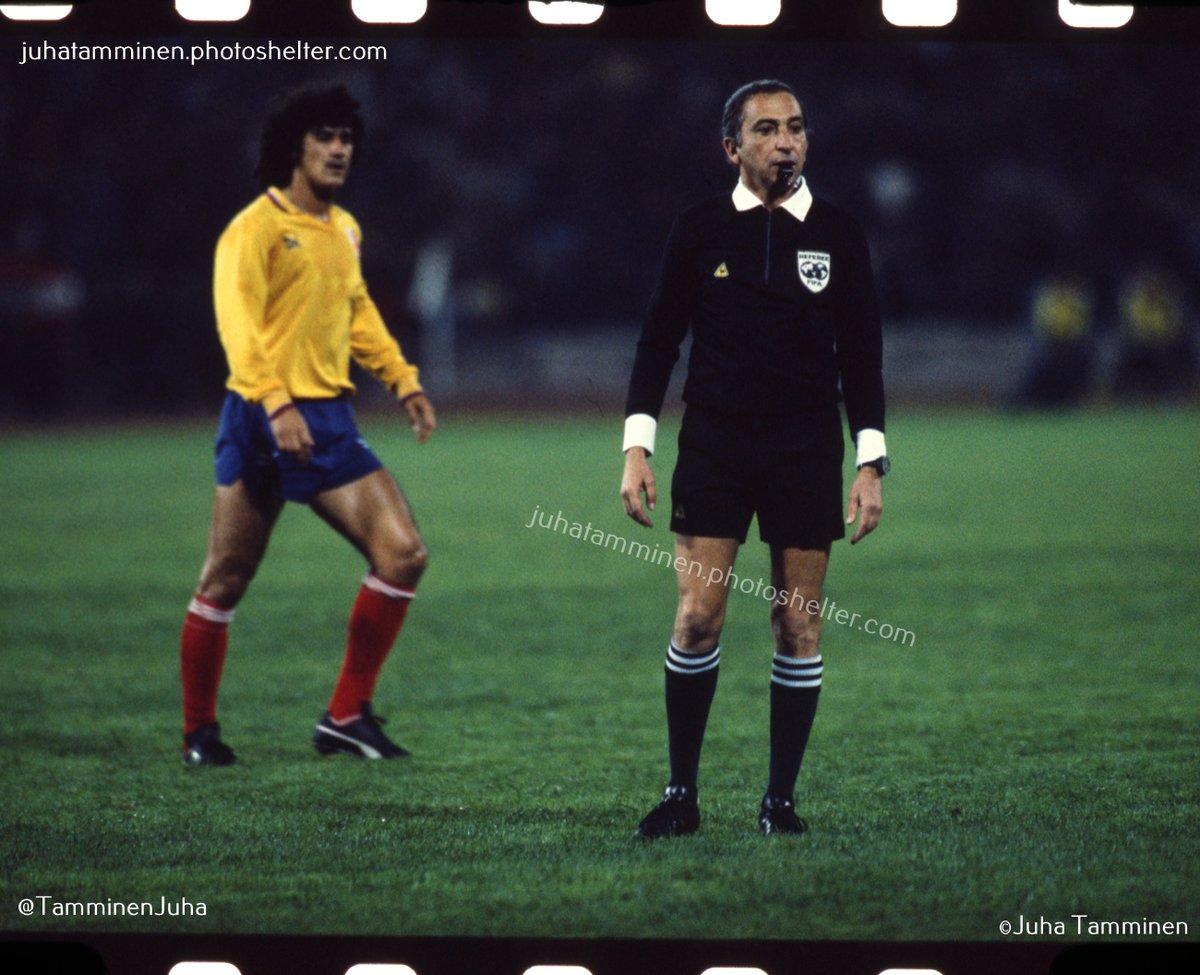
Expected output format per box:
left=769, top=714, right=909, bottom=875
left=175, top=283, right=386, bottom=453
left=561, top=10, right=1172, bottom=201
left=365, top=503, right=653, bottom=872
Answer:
left=721, top=80, right=808, bottom=146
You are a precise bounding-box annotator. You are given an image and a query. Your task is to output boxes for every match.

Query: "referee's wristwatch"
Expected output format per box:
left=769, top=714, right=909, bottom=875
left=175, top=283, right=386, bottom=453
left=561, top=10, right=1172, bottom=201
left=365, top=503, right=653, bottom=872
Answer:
left=857, top=456, right=890, bottom=476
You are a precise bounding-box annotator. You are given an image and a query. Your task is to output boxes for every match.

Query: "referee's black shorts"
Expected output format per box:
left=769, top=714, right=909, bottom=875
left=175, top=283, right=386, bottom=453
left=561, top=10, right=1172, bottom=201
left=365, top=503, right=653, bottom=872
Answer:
left=669, top=406, right=845, bottom=548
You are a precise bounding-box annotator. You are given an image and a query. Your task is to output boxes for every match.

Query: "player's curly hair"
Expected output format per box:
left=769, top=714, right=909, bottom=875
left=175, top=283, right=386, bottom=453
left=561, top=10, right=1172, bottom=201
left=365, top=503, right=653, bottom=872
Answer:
left=721, top=80, right=807, bottom=146
left=254, top=84, right=365, bottom=190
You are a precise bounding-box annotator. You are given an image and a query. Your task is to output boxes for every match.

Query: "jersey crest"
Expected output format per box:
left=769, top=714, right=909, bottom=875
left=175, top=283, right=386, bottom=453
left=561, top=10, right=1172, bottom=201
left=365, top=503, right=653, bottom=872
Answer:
left=713, top=262, right=729, bottom=278
left=797, top=251, right=831, bottom=293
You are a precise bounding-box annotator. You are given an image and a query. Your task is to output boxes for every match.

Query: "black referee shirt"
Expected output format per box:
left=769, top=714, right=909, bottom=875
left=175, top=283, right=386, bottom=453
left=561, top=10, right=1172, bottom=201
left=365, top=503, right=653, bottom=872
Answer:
left=625, top=183, right=885, bottom=439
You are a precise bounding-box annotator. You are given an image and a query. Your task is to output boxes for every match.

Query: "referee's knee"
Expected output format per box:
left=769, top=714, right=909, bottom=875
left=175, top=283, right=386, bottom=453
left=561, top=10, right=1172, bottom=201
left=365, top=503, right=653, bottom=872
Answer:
left=673, top=604, right=724, bottom=652
left=772, top=606, right=823, bottom=658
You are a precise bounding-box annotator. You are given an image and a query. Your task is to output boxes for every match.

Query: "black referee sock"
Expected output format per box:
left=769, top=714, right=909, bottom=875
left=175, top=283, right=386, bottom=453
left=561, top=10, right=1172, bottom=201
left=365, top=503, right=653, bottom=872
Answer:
left=766, top=653, right=823, bottom=801
left=664, top=642, right=720, bottom=792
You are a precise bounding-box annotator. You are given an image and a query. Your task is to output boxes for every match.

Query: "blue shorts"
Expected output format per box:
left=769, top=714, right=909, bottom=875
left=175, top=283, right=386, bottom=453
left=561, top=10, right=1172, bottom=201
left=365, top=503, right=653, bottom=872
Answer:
left=214, top=393, right=383, bottom=503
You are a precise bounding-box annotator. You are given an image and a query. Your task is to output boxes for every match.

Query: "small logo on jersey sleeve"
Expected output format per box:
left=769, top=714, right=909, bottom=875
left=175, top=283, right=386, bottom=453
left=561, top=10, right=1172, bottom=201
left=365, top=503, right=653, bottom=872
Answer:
left=713, top=262, right=729, bottom=278
left=797, top=251, right=831, bottom=293
left=282, top=234, right=301, bottom=250
left=345, top=226, right=361, bottom=255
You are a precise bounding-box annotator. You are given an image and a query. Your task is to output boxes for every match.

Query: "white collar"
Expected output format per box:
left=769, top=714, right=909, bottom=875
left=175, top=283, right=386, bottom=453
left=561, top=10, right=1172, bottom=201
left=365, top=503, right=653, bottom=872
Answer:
left=732, top=176, right=813, bottom=222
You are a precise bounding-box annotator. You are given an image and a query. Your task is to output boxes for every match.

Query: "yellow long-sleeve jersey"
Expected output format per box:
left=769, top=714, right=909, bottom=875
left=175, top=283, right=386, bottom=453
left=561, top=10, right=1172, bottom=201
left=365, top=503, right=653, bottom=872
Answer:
left=213, top=188, right=422, bottom=416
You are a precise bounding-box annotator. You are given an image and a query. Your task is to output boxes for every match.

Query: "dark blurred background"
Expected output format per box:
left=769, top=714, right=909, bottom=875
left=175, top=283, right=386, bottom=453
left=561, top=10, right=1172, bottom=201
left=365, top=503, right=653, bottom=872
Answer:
left=2, top=36, right=1197, bottom=416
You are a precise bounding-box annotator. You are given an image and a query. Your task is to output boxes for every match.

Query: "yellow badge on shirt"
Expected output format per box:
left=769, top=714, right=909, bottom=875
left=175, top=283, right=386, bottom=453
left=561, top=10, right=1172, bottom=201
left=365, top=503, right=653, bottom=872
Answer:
left=714, top=262, right=729, bottom=278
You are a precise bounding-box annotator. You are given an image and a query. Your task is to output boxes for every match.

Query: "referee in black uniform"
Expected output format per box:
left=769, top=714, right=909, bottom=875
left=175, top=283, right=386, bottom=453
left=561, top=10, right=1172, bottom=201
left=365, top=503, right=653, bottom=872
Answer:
left=620, top=80, right=888, bottom=838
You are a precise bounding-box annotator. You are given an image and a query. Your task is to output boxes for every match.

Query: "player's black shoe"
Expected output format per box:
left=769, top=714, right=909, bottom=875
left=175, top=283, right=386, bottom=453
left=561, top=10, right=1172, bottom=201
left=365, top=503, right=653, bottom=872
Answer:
left=313, top=702, right=410, bottom=759
left=758, top=794, right=807, bottom=836
left=635, top=785, right=700, bottom=839
left=182, top=722, right=237, bottom=767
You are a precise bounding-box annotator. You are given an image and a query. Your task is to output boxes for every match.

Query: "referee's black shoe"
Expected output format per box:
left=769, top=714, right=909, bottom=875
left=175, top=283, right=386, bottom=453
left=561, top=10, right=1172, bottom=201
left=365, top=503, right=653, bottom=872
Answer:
left=758, top=794, right=807, bottom=836
left=183, top=722, right=237, bottom=767
left=313, top=702, right=410, bottom=759
left=635, top=785, right=700, bottom=839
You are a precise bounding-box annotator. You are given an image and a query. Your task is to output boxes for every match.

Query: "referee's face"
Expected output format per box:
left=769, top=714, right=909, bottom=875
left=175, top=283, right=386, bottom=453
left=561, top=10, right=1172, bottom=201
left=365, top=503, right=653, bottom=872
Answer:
left=723, top=91, right=807, bottom=205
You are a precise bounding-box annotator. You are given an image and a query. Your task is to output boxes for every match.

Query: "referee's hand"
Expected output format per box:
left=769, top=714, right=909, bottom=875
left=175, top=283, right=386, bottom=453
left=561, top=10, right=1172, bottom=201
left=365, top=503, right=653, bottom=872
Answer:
left=621, top=448, right=656, bottom=528
left=846, top=467, right=883, bottom=544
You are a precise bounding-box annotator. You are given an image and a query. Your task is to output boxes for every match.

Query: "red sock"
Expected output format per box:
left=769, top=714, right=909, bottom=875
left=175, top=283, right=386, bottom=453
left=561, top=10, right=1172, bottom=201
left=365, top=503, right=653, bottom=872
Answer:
left=328, top=574, right=414, bottom=722
left=180, top=595, right=235, bottom=735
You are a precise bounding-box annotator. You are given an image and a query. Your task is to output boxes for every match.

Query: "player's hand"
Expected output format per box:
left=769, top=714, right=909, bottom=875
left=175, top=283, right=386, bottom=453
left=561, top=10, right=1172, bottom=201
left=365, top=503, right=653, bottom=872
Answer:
left=404, top=393, right=436, bottom=444
left=846, top=467, right=883, bottom=544
left=270, top=406, right=315, bottom=465
left=621, top=447, right=657, bottom=528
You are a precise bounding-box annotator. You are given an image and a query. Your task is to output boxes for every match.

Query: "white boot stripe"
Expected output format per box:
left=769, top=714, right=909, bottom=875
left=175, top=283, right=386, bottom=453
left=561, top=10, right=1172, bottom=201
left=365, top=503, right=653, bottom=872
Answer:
left=316, top=723, right=383, bottom=759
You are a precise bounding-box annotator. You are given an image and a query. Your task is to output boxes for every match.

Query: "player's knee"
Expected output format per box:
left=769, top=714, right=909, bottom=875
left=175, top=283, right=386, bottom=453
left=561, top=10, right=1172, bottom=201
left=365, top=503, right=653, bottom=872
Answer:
left=197, top=556, right=258, bottom=608
left=372, top=535, right=427, bottom=587
left=772, top=606, right=822, bottom=657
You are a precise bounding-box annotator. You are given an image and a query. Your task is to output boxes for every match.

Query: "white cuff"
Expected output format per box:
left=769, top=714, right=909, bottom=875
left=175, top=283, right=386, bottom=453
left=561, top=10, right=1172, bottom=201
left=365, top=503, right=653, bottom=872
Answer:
left=623, top=413, right=657, bottom=456
left=855, top=428, right=887, bottom=467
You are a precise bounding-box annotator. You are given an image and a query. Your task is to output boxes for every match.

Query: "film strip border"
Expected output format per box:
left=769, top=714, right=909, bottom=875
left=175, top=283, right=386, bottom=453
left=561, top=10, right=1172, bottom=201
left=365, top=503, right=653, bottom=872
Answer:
left=0, top=0, right=1199, bottom=40
left=1, top=934, right=1196, bottom=975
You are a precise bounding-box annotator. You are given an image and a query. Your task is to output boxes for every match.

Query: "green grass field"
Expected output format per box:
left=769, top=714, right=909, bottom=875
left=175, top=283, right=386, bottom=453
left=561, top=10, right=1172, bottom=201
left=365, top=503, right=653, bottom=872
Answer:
left=1, top=407, right=1197, bottom=945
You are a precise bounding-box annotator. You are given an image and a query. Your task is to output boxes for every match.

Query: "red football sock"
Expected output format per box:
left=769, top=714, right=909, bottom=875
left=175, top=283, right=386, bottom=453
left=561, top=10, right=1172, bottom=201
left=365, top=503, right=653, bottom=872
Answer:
left=180, top=595, right=235, bottom=735
left=327, top=574, right=414, bottom=722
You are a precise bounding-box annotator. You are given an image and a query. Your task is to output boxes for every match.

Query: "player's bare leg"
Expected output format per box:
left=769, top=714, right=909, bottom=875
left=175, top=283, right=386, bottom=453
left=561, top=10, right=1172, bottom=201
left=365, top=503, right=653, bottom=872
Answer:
left=759, top=543, right=832, bottom=834
left=637, top=535, right=740, bottom=838
left=307, top=468, right=426, bottom=757
left=181, top=481, right=284, bottom=765
left=310, top=467, right=427, bottom=588
left=196, top=482, right=285, bottom=607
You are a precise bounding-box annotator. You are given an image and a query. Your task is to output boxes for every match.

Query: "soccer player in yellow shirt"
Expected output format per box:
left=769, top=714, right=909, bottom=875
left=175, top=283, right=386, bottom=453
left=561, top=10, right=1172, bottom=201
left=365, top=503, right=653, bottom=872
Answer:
left=179, top=85, right=436, bottom=766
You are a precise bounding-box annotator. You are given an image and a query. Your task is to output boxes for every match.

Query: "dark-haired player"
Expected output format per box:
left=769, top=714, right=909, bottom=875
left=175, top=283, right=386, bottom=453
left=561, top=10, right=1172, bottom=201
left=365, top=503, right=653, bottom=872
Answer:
left=179, top=85, right=436, bottom=766
left=620, top=80, right=888, bottom=836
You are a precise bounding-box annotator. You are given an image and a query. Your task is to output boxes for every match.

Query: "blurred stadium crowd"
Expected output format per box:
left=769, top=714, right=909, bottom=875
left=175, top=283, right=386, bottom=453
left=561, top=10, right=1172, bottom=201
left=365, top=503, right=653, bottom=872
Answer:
left=2, top=38, right=1197, bottom=415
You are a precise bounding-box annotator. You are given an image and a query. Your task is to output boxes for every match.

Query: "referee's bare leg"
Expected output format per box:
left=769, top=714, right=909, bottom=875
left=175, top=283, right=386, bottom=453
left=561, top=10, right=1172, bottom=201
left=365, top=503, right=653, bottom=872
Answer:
left=769, top=545, right=830, bottom=660
left=672, top=534, right=740, bottom=652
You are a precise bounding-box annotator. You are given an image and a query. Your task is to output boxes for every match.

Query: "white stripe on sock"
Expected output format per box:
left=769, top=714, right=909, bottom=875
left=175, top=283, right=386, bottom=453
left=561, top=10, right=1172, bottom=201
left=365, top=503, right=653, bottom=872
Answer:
left=666, top=642, right=720, bottom=675
left=772, top=653, right=822, bottom=688
left=363, top=574, right=415, bottom=600
left=188, top=598, right=235, bottom=625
